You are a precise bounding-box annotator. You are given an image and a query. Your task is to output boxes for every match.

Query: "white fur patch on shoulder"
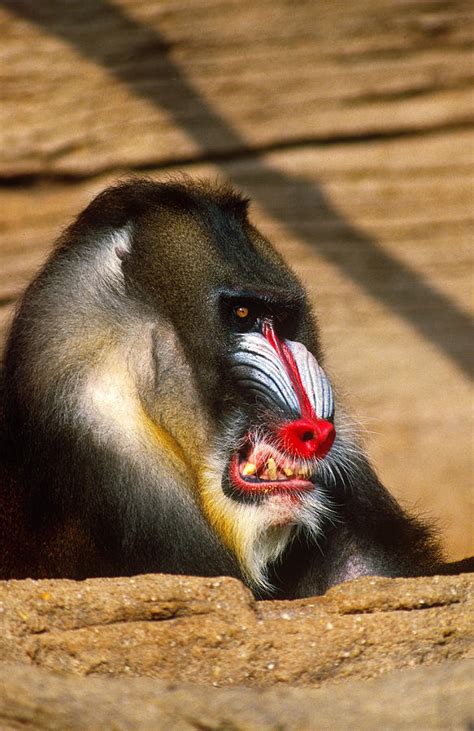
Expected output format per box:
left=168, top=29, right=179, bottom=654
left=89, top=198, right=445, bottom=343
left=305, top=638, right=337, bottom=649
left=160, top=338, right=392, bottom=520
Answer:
left=82, top=356, right=143, bottom=450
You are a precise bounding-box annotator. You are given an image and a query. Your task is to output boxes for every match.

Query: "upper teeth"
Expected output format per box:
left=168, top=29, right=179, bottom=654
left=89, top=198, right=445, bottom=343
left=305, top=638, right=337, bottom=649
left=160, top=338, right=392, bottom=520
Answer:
left=240, top=457, right=312, bottom=482
left=242, top=462, right=257, bottom=476
left=267, top=458, right=277, bottom=480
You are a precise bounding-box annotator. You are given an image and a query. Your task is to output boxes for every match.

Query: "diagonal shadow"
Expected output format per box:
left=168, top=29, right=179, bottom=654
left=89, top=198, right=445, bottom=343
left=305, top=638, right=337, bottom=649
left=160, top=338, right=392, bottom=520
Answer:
left=2, top=0, right=473, bottom=378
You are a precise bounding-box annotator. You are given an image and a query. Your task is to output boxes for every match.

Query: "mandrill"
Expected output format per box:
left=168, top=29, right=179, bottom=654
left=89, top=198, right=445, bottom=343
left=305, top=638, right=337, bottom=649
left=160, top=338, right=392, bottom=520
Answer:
left=0, top=178, right=445, bottom=597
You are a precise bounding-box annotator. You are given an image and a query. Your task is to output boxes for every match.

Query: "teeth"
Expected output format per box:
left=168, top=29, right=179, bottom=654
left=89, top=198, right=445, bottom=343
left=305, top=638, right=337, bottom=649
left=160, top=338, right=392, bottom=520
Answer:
left=267, top=458, right=278, bottom=480
left=242, top=462, right=257, bottom=476
left=240, top=454, right=313, bottom=484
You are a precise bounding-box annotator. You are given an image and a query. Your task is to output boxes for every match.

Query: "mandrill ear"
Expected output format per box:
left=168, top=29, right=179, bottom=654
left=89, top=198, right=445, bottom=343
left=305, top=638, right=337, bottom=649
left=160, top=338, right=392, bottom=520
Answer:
left=111, top=226, right=133, bottom=261
left=114, top=245, right=128, bottom=261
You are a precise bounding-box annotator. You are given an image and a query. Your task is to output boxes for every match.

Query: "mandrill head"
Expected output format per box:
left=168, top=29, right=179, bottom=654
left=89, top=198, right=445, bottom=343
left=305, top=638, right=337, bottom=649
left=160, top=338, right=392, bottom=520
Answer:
left=3, top=178, right=363, bottom=591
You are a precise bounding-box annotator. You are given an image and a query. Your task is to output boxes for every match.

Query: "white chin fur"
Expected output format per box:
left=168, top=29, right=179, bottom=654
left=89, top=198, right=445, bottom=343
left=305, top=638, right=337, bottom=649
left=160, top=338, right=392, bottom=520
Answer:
left=200, top=457, right=334, bottom=594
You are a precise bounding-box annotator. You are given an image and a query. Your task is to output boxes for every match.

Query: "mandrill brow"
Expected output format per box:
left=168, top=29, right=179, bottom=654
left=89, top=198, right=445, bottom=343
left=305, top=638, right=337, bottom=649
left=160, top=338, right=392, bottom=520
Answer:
left=0, top=177, right=452, bottom=597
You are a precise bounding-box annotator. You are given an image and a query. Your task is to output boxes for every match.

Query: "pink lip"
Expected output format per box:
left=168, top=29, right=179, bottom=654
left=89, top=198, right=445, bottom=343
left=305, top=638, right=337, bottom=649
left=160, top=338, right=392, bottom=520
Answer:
left=229, top=453, right=314, bottom=496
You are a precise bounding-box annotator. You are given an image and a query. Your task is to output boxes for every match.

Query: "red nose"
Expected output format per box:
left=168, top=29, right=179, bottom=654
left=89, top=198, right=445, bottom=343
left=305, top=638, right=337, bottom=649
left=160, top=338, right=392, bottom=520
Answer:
left=278, top=418, right=335, bottom=460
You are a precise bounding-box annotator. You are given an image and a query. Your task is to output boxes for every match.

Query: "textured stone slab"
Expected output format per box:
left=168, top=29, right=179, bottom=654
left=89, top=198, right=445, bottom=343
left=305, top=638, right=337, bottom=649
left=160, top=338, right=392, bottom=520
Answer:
left=0, top=573, right=472, bottom=686
left=0, top=659, right=472, bottom=730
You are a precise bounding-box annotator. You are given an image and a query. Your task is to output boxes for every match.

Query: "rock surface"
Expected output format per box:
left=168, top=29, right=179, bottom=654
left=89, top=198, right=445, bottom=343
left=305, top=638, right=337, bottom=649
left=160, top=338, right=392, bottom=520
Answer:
left=1, top=573, right=472, bottom=686
left=0, top=572, right=473, bottom=729
left=0, top=659, right=472, bottom=730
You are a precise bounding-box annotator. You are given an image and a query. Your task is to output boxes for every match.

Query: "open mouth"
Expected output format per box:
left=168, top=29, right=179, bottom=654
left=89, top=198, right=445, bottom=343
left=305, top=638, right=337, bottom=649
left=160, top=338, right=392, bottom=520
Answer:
left=229, top=439, right=316, bottom=496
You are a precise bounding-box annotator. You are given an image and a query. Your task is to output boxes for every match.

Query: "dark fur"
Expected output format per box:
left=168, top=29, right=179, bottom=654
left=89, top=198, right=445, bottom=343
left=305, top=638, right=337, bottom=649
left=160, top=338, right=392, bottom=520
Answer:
left=0, top=178, right=449, bottom=596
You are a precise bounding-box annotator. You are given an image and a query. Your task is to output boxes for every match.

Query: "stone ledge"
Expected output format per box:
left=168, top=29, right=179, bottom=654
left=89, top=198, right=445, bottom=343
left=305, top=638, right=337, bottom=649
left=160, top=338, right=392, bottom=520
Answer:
left=1, top=572, right=472, bottom=687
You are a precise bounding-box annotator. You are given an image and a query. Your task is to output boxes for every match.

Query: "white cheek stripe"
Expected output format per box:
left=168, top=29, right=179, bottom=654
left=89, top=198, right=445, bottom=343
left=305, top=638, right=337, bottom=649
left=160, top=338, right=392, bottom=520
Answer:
left=232, top=333, right=334, bottom=420
left=286, top=340, right=334, bottom=420
left=233, top=337, right=299, bottom=412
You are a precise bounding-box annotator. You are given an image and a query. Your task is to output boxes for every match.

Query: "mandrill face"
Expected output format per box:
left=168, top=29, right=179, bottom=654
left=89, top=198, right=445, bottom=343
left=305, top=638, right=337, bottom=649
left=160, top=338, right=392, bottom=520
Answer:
left=213, top=318, right=340, bottom=590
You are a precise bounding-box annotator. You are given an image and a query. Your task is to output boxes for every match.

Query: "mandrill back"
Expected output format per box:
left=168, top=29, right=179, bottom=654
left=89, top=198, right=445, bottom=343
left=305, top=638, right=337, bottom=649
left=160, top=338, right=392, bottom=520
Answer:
left=0, top=178, right=447, bottom=596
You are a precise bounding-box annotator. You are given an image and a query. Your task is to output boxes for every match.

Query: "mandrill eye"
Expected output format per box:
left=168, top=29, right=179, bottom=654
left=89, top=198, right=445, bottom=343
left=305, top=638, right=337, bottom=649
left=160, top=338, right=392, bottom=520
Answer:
left=228, top=302, right=257, bottom=333
left=235, top=306, right=250, bottom=319
left=220, top=294, right=259, bottom=332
